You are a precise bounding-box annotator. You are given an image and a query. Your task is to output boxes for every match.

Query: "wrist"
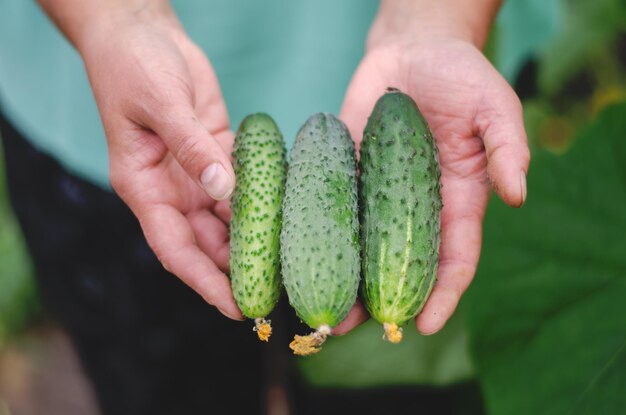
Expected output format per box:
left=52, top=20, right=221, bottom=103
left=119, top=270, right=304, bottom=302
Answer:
left=38, top=0, right=179, bottom=53
left=367, top=0, right=501, bottom=50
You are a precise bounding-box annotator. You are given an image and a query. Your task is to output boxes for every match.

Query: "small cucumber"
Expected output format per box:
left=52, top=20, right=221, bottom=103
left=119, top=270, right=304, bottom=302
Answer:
left=230, top=113, right=287, bottom=341
left=360, top=90, right=442, bottom=343
left=281, top=113, right=360, bottom=355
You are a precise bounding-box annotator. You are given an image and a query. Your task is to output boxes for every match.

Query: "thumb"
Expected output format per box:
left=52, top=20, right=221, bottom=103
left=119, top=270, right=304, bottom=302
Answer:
left=149, top=103, right=235, bottom=200
left=339, top=59, right=390, bottom=151
left=476, top=74, right=531, bottom=208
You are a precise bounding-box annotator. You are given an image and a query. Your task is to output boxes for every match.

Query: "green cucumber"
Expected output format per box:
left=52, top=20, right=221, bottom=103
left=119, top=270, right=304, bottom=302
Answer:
left=230, top=113, right=287, bottom=341
left=360, top=90, right=442, bottom=343
left=281, top=113, right=360, bottom=355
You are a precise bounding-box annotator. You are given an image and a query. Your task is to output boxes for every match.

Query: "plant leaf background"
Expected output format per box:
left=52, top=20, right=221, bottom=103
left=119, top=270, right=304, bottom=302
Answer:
left=466, top=103, right=626, bottom=414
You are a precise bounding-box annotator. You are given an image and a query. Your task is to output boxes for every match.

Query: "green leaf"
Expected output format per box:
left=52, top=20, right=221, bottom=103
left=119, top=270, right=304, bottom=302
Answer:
left=298, top=307, right=474, bottom=388
left=538, top=0, right=626, bottom=95
left=467, top=102, right=626, bottom=414
left=0, top=140, right=38, bottom=347
left=494, top=0, right=565, bottom=83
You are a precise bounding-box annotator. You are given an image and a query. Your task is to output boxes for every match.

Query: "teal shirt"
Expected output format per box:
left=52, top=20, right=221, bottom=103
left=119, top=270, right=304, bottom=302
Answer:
left=0, top=0, right=377, bottom=188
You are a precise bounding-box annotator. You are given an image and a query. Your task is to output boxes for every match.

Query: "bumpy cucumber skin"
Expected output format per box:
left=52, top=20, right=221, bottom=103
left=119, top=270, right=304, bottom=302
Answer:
left=360, top=91, right=442, bottom=326
left=281, top=113, right=360, bottom=329
left=230, top=113, right=286, bottom=319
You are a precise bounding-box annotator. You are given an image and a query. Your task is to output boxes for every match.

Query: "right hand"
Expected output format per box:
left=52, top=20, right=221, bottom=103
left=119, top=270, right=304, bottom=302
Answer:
left=78, top=5, right=243, bottom=320
left=334, top=0, right=529, bottom=336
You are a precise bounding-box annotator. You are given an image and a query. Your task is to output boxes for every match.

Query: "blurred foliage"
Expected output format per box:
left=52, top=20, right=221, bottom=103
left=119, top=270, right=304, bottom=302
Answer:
left=0, top=140, right=39, bottom=348
left=467, top=103, right=626, bottom=414
left=495, top=0, right=564, bottom=82
left=299, top=306, right=473, bottom=388
left=495, top=0, right=626, bottom=93
left=537, top=0, right=626, bottom=96
left=474, top=4, right=626, bottom=412
left=497, top=0, right=626, bottom=153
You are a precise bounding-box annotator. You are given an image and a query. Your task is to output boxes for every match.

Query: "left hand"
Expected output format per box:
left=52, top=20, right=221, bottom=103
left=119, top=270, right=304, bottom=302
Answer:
left=334, top=1, right=530, bottom=336
left=76, top=5, right=242, bottom=320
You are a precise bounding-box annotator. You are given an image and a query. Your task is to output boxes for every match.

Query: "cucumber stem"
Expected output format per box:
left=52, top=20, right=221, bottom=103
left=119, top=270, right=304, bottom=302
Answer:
left=289, top=324, right=331, bottom=356
left=383, top=322, right=403, bottom=343
left=253, top=318, right=272, bottom=342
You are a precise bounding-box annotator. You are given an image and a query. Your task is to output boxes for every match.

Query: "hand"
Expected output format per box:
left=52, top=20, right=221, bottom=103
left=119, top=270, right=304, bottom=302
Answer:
left=335, top=1, right=530, bottom=336
left=74, top=5, right=242, bottom=319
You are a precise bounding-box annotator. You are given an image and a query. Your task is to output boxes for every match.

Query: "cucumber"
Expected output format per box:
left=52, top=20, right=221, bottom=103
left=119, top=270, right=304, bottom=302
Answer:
left=360, top=90, right=442, bottom=343
left=281, top=113, right=360, bottom=355
left=230, top=113, right=287, bottom=341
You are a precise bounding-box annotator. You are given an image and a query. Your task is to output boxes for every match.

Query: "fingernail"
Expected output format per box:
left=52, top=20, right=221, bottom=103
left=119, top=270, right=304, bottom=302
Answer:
left=201, top=163, right=234, bottom=200
left=520, top=170, right=527, bottom=207
left=420, top=328, right=440, bottom=336
left=217, top=305, right=245, bottom=321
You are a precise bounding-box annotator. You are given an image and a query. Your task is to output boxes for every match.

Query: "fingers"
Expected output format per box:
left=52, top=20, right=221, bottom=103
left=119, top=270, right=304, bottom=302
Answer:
left=332, top=300, right=369, bottom=336
left=476, top=75, right=530, bottom=208
left=213, top=199, right=232, bottom=224
left=146, top=106, right=235, bottom=200
left=139, top=203, right=243, bottom=320
left=416, top=177, right=489, bottom=335
left=187, top=209, right=230, bottom=273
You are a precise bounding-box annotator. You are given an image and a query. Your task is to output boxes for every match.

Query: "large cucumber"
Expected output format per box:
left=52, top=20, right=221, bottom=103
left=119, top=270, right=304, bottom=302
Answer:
left=360, top=90, right=442, bottom=343
left=281, top=113, right=360, bottom=355
left=230, top=113, right=286, bottom=341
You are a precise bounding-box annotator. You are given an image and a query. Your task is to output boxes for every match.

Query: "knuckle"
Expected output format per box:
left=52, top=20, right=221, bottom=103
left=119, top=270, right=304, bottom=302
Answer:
left=159, top=257, right=173, bottom=274
left=521, top=146, right=531, bottom=167
left=152, top=244, right=175, bottom=275
left=512, top=93, right=524, bottom=112
left=196, top=275, right=217, bottom=306
left=438, top=261, right=475, bottom=296
left=109, top=167, right=128, bottom=197
left=172, top=136, right=206, bottom=174
left=486, top=139, right=509, bottom=160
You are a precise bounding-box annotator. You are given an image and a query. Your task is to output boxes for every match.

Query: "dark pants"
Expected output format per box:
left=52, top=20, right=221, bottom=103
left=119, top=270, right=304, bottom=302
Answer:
left=0, top=113, right=484, bottom=415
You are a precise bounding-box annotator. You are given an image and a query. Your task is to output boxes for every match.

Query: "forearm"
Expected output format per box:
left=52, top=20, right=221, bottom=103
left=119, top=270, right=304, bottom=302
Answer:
left=37, top=0, right=177, bottom=51
left=369, top=0, right=502, bottom=49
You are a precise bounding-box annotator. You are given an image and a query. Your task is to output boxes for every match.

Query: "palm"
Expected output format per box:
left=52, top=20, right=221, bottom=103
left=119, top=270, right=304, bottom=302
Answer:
left=135, top=142, right=232, bottom=270
left=340, top=38, right=529, bottom=334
